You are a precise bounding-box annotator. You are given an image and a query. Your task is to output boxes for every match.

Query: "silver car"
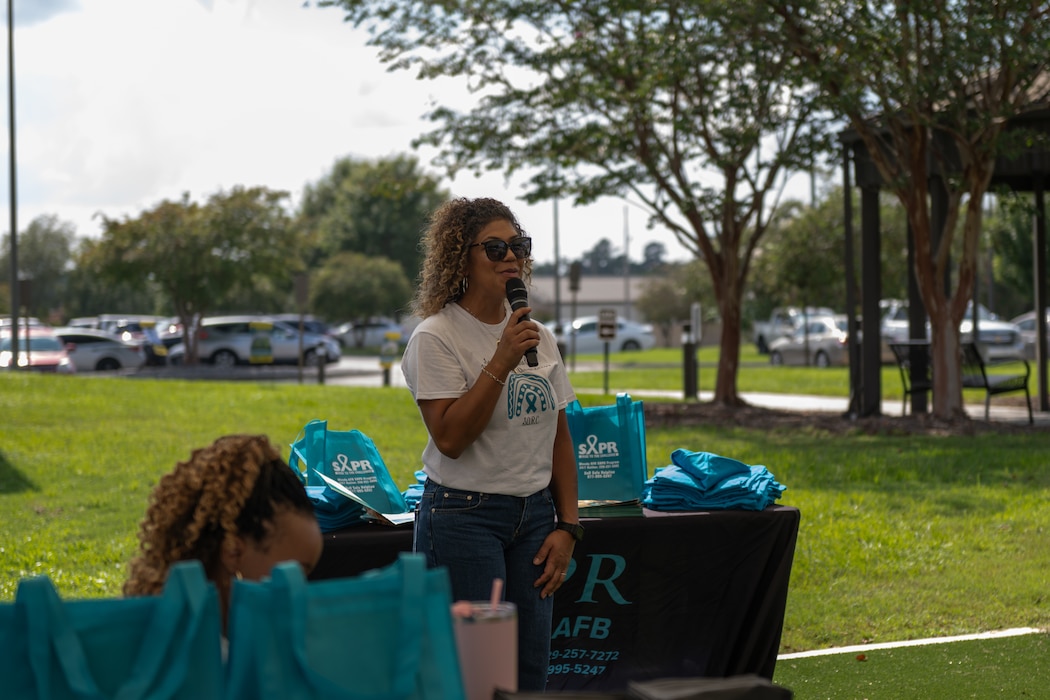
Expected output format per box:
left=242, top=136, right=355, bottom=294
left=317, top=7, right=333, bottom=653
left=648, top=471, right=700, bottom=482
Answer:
left=52, top=327, right=148, bottom=372
left=168, top=316, right=341, bottom=367
left=1009, top=309, right=1049, bottom=360
left=881, top=300, right=1024, bottom=361
left=769, top=315, right=850, bottom=367
left=548, top=316, right=657, bottom=354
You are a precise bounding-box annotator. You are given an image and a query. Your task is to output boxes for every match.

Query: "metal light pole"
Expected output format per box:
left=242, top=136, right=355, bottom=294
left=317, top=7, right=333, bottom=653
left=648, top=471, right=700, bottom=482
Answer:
left=7, top=0, right=19, bottom=368
left=553, top=198, right=561, bottom=327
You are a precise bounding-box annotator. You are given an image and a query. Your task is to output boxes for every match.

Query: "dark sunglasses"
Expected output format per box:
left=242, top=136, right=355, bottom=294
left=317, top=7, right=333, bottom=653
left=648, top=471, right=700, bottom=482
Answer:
left=471, top=236, right=532, bottom=262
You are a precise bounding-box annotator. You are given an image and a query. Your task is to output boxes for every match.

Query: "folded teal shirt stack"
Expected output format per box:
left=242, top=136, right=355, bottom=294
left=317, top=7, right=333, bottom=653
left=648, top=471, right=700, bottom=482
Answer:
left=641, top=449, right=786, bottom=511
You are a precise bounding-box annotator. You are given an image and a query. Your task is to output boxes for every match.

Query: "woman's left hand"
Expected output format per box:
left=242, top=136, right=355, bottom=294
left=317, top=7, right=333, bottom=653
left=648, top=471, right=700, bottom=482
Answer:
left=532, top=530, right=576, bottom=599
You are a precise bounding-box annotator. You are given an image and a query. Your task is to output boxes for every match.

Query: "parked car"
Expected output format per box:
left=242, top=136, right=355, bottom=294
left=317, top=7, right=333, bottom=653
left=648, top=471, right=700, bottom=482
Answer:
left=335, top=319, right=405, bottom=349
left=880, top=299, right=1025, bottom=361
left=1010, top=308, right=1050, bottom=360
left=548, top=316, right=657, bottom=354
left=753, top=306, right=836, bottom=354
left=273, top=314, right=336, bottom=339
left=52, top=327, right=148, bottom=372
left=68, top=315, right=169, bottom=365
left=168, top=316, right=341, bottom=367
left=0, top=316, right=46, bottom=329
left=768, top=315, right=850, bottom=367
left=0, top=328, right=76, bottom=373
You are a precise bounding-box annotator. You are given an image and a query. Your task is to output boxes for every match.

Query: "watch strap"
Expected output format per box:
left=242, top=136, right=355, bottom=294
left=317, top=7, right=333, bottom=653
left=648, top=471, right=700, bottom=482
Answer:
left=556, top=521, right=584, bottom=542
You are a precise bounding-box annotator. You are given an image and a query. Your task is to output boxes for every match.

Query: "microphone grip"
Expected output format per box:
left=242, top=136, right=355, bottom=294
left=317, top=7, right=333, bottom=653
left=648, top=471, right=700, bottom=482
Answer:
left=506, top=279, right=539, bottom=367
left=511, top=304, right=539, bottom=367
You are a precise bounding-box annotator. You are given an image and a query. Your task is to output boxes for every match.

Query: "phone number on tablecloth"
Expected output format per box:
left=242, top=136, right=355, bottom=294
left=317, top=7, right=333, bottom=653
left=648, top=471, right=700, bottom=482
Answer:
left=547, top=664, right=607, bottom=677
left=550, top=649, right=620, bottom=661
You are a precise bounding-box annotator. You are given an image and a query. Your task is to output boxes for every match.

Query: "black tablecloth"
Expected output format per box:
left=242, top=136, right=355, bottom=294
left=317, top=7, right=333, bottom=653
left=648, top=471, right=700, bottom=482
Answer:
left=310, top=505, right=800, bottom=692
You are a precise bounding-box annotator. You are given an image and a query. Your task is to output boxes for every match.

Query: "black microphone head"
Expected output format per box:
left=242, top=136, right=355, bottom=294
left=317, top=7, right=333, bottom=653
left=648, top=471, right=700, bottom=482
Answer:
left=505, top=278, right=529, bottom=310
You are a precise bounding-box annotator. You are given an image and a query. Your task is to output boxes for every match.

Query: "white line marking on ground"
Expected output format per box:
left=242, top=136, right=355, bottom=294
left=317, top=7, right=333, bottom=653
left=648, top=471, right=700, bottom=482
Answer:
left=778, top=627, right=1045, bottom=660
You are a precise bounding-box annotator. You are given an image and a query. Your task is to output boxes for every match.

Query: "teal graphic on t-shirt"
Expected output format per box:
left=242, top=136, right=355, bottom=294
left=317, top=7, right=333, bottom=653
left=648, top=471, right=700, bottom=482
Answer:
left=507, top=374, right=554, bottom=420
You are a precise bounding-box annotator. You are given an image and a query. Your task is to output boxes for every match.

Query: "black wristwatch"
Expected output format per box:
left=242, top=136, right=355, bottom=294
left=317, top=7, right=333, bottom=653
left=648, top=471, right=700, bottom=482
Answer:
left=556, top=521, right=585, bottom=543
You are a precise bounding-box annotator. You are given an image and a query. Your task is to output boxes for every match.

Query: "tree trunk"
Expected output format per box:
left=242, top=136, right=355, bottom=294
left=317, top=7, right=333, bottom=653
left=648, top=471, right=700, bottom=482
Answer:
left=714, top=292, right=743, bottom=406
left=928, top=313, right=967, bottom=420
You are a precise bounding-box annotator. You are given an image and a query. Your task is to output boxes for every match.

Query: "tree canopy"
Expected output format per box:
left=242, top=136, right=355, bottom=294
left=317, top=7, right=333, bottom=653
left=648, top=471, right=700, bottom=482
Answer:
left=0, top=215, right=76, bottom=322
left=297, top=154, right=449, bottom=281
left=90, top=186, right=300, bottom=363
left=309, top=251, right=414, bottom=324
left=770, top=0, right=1050, bottom=418
left=322, top=0, right=832, bottom=404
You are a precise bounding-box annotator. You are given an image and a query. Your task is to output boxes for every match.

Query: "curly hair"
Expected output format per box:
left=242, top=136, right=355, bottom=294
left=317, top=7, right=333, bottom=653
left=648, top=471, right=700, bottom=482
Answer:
left=123, top=434, right=314, bottom=597
left=411, top=197, right=533, bottom=318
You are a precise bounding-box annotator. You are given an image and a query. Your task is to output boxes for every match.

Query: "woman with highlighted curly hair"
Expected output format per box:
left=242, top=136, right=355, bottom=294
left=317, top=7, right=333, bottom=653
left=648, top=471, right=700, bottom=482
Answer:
left=402, top=197, right=579, bottom=691
left=124, top=434, right=322, bottom=628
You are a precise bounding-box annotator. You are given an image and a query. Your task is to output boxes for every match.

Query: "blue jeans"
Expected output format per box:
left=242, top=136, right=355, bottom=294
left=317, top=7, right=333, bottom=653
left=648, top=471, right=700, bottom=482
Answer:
left=414, top=479, right=555, bottom=691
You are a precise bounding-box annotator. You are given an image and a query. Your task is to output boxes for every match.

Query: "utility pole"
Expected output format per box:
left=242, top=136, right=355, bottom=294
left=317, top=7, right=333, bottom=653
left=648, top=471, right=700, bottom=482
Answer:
left=7, top=0, right=19, bottom=368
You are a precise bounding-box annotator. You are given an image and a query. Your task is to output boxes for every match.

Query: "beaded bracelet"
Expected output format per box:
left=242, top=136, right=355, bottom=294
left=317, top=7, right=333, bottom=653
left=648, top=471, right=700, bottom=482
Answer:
left=480, top=365, right=506, bottom=386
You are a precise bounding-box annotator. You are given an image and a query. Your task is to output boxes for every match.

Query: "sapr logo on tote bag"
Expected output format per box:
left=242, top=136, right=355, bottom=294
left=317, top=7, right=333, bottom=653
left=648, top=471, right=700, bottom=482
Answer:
left=578, top=434, right=620, bottom=458
left=331, top=453, right=375, bottom=475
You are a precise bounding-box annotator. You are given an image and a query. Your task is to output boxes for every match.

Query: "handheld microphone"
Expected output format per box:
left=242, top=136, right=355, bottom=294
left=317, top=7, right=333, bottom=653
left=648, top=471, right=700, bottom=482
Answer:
left=505, top=278, right=539, bottom=367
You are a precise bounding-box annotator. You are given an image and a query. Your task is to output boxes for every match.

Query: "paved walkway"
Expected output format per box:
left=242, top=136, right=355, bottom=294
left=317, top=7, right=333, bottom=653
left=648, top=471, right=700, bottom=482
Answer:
left=313, top=357, right=1049, bottom=428
left=140, top=355, right=1048, bottom=428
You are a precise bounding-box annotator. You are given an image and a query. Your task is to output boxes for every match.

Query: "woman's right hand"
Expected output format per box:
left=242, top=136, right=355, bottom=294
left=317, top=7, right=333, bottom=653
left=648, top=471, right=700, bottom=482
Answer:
left=492, top=306, right=540, bottom=371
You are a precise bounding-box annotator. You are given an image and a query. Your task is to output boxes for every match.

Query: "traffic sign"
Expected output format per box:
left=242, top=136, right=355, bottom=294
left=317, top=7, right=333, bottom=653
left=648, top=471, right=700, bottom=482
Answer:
left=598, top=308, right=618, bottom=340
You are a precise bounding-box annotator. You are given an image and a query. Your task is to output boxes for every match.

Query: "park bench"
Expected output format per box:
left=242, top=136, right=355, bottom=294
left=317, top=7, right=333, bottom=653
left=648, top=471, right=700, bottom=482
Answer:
left=889, top=341, right=933, bottom=416
left=890, top=341, right=1033, bottom=424
left=961, top=342, right=1033, bottom=424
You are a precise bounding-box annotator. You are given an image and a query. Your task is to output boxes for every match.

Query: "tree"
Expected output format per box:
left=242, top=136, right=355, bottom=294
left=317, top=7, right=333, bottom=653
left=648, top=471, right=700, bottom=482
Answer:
left=581, top=238, right=617, bottom=276
left=640, top=242, right=668, bottom=273
left=0, top=214, right=76, bottom=322
left=65, top=237, right=169, bottom=319
left=324, top=0, right=832, bottom=405
left=298, top=155, right=449, bottom=281
left=635, top=260, right=714, bottom=344
left=988, top=193, right=1044, bottom=319
left=748, top=186, right=909, bottom=322
left=92, top=186, right=301, bottom=363
left=772, top=0, right=1050, bottom=419
left=309, top=251, right=414, bottom=331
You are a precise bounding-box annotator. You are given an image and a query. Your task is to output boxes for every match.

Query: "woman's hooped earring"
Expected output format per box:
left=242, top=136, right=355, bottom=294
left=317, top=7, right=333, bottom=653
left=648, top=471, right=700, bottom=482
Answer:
left=459, top=277, right=469, bottom=295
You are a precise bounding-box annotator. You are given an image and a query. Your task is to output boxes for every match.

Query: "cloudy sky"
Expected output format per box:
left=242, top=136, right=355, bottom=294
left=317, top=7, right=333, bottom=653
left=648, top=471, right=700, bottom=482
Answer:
left=1, top=0, right=811, bottom=265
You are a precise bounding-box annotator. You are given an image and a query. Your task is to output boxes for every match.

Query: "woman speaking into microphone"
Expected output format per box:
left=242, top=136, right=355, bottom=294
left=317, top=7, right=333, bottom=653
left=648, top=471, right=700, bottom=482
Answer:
left=401, top=197, right=580, bottom=692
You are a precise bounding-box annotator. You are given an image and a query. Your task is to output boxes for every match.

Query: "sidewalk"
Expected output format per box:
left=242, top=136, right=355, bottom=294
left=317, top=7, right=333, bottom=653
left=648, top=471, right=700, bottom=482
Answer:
left=320, top=357, right=1047, bottom=428
left=140, top=356, right=1047, bottom=428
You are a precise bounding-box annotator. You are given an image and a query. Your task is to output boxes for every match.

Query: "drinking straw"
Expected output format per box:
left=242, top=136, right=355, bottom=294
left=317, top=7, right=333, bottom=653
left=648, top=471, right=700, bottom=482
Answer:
left=490, top=578, right=503, bottom=612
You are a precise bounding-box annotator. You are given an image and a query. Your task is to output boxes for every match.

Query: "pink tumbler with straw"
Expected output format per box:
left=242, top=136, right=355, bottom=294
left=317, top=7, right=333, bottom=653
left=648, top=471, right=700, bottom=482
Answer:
left=451, top=581, right=517, bottom=700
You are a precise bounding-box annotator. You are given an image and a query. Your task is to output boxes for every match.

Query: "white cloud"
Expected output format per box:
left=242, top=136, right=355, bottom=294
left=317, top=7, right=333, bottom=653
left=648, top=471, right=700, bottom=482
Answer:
left=0, top=0, right=812, bottom=265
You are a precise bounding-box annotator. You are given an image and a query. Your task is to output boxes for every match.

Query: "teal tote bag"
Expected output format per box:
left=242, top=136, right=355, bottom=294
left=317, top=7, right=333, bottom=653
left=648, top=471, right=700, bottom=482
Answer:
left=289, top=418, right=407, bottom=514
left=0, top=561, right=222, bottom=700
left=225, top=553, right=465, bottom=700
left=566, top=392, right=648, bottom=502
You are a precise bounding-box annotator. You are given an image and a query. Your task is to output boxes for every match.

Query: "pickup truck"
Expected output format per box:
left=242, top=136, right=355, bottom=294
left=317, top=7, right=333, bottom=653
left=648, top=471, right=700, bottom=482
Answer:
left=753, top=306, right=836, bottom=354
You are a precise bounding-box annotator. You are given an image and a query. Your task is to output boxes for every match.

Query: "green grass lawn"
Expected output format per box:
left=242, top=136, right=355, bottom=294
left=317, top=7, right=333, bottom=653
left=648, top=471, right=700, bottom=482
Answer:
left=2, top=365, right=1048, bottom=698
left=567, top=345, right=1038, bottom=405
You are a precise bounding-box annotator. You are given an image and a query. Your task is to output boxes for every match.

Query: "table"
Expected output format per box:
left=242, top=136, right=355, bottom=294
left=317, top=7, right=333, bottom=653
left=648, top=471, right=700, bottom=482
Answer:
left=310, top=505, right=800, bottom=692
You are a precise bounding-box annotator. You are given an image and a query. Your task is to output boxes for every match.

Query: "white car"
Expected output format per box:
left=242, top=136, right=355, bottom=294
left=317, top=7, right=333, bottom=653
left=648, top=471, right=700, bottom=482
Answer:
left=547, top=317, right=657, bottom=354
left=881, top=300, right=1024, bottom=361
left=52, top=327, right=148, bottom=372
left=168, top=316, right=341, bottom=367
left=335, top=319, right=405, bottom=349
left=1009, top=308, right=1050, bottom=360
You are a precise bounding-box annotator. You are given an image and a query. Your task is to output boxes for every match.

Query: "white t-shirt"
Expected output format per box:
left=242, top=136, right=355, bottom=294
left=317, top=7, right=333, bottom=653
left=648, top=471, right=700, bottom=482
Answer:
left=402, top=301, right=576, bottom=497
